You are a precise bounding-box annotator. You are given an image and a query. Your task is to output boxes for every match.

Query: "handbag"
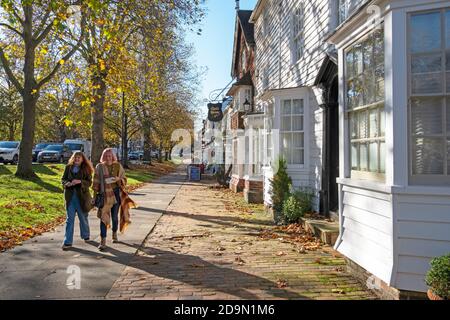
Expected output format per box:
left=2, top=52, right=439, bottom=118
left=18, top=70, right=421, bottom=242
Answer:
left=94, top=164, right=105, bottom=209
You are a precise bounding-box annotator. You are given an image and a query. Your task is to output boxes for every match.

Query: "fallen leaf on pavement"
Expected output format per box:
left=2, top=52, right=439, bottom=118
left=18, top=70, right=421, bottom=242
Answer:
left=332, top=289, right=346, bottom=294
left=276, top=279, right=288, bottom=288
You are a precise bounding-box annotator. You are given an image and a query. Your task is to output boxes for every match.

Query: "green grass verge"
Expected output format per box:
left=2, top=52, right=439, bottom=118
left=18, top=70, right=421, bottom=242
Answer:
left=0, top=164, right=154, bottom=232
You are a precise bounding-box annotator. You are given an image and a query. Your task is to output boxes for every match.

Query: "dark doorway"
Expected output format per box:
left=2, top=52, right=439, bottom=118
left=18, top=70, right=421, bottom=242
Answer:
left=315, top=52, right=339, bottom=218
left=328, top=78, right=339, bottom=212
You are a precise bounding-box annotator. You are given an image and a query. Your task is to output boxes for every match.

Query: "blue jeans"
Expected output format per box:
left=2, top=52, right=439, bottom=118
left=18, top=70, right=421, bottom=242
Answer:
left=63, top=193, right=90, bottom=245
left=100, top=187, right=120, bottom=238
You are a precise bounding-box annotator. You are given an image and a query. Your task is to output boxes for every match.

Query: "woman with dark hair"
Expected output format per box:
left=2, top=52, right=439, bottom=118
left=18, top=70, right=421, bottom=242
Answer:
left=61, top=151, right=94, bottom=250
left=93, top=148, right=135, bottom=251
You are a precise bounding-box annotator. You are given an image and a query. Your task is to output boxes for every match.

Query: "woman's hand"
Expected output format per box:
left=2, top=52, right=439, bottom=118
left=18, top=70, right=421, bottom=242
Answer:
left=72, top=179, right=82, bottom=185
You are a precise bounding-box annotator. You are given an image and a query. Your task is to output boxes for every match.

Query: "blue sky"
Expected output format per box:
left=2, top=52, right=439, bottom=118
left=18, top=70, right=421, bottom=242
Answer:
left=186, top=0, right=258, bottom=126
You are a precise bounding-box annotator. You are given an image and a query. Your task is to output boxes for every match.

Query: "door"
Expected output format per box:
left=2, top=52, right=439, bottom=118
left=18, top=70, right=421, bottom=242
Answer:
left=328, top=79, right=339, bottom=212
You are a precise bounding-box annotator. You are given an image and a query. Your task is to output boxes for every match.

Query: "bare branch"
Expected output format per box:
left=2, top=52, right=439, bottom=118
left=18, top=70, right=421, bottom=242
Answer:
left=0, top=47, right=24, bottom=94
left=36, top=16, right=86, bottom=90
left=34, top=18, right=55, bottom=46
left=33, top=8, right=52, bottom=40
left=0, top=23, right=23, bottom=37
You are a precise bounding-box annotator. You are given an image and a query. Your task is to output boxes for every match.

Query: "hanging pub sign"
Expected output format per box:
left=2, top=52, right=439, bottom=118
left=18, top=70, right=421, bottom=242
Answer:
left=207, top=103, right=223, bottom=122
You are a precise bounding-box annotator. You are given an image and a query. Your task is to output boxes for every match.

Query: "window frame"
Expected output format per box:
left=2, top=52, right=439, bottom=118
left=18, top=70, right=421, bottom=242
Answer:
left=407, top=8, right=450, bottom=185
left=280, top=98, right=305, bottom=167
left=291, top=2, right=305, bottom=64
left=344, top=26, right=386, bottom=182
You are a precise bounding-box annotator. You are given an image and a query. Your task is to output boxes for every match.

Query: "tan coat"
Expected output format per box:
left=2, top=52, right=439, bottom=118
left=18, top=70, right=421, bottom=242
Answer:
left=93, top=162, right=136, bottom=233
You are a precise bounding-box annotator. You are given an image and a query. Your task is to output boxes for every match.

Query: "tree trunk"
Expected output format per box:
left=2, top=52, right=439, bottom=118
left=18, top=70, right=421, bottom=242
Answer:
left=121, top=93, right=129, bottom=168
left=16, top=93, right=37, bottom=178
left=16, top=10, right=38, bottom=178
left=142, top=122, right=152, bottom=165
left=8, top=124, right=15, bottom=141
left=158, top=141, right=163, bottom=163
left=165, top=149, right=169, bottom=161
left=90, top=76, right=106, bottom=165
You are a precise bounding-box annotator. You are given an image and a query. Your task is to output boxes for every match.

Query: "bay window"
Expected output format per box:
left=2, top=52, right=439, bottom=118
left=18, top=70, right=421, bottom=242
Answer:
left=281, top=99, right=305, bottom=166
left=264, top=102, right=274, bottom=166
left=345, top=28, right=385, bottom=180
left=409, top=9, right=450, bottom=184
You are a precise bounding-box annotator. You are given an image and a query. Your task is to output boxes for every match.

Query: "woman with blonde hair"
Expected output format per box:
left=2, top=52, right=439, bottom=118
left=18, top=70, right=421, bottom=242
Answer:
left=61, top=151, right=94, bottom=250
left=93, top=148, right=136, bottom=251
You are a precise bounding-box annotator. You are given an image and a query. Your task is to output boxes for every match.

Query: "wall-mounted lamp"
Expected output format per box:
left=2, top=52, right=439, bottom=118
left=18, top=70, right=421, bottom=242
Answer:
left=243, top=98, right=251, bottom=113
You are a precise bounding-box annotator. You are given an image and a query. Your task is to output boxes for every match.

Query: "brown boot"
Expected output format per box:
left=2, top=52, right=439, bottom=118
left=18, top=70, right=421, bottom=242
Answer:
left=112, top=232, right=119, bottom=243
left=98, top=237, right=107, bottom=251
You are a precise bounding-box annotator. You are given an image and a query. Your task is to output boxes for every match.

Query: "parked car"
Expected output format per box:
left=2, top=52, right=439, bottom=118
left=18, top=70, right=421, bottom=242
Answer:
left=32, top=142, right=55, bottom=162
left=128, top=151, right=139, bottom=161
left=0, top=141, right=20, bottom=165
left=37, top=144, right=72, bottom=163
left=64, top=139, right=91, bottom=159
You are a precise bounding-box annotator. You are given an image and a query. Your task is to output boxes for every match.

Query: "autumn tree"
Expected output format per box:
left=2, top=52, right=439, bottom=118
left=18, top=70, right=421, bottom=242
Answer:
left=0, top=0, right=86, bottom=177
left=77, top=0, right=204, bottom=165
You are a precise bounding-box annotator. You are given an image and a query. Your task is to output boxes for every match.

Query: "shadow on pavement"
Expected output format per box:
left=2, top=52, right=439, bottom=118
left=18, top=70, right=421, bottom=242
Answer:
left=71, top=242, right=309, bottom=300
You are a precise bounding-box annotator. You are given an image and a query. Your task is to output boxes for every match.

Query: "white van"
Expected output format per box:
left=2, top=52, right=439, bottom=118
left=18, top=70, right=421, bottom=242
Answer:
left=64, top=139, right=92, bottom=159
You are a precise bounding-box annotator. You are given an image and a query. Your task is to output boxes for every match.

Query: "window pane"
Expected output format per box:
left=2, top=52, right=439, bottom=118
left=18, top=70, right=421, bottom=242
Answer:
left=350, top=113, right=358, bottom=139
left=447, top=98, right=450, bottom=133
left=412, top=72, right=443, bottom=94
left=413, top=138, right=444, bottom=175
left=292, top=116, right=303, bottom=131
left=360, top=143, right=368, bottom=171
left=346, top=50, right=354, bottom=78
left=363, top=71, right=375, bottom=104
left=281, top=116, right=291, bottom=131
left=282, top=133, right=292, bottom=149
left=369, top=108, right=379, bottom=138
left=363, top=36, right=374, bottom=71
left=380, top=142, right=386, bottom=173
left=374, top=29, right=384, bottom=65
left=351, top=143, right=359, bottom=170
left=411, top=97, right=443, bottom=135
left=347, top=80, right=355, bottom=109
left=412, top=54, right=442, bottom=74
left=446, top=10, right=450, bottom=48
left=446, top=51, right=450, bottom=70
left=293, top=149, right=304, bottom=165
left=375, top=67, right=385, bottom=102
left=447, top=72, right=450, bottom=93
left=359, top=111, right=368, bottom=138
left=293, top=99, right=304, bottom=114
left=379, top=106, right=386, bottom=136
left=447, top=140, right=450, bottom=175
left=283, top=148, right=293, bottom=164
left=410, top=12, right=441, bottom=53
left=354, top=43, right=363, bottom=75
left=369, top=142, right=378, bottom=172
left=293, top=132, right=304, bottom=148
left=282, top=100, right=291, bottom=114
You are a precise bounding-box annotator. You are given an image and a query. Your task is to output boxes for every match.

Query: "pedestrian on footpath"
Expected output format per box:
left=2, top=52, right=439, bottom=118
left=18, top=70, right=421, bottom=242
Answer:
left=61, top=151, right=94, bottom=250
left=93, top=148, right=136, bottom=251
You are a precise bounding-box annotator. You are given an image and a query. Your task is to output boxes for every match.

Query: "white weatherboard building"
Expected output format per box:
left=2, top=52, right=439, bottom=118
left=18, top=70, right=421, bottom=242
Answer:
left=238, top=0, right=450, bottom=298
left=250, top=0, right=339, bottom=215
left=328, top=0, right=450, bottom=298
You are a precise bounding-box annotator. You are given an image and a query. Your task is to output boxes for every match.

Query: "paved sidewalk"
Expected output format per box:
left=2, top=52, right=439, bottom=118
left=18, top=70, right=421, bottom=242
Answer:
left=107, top=180, right=377, bottom=300
left=0, top=166, right=185, bottom=299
